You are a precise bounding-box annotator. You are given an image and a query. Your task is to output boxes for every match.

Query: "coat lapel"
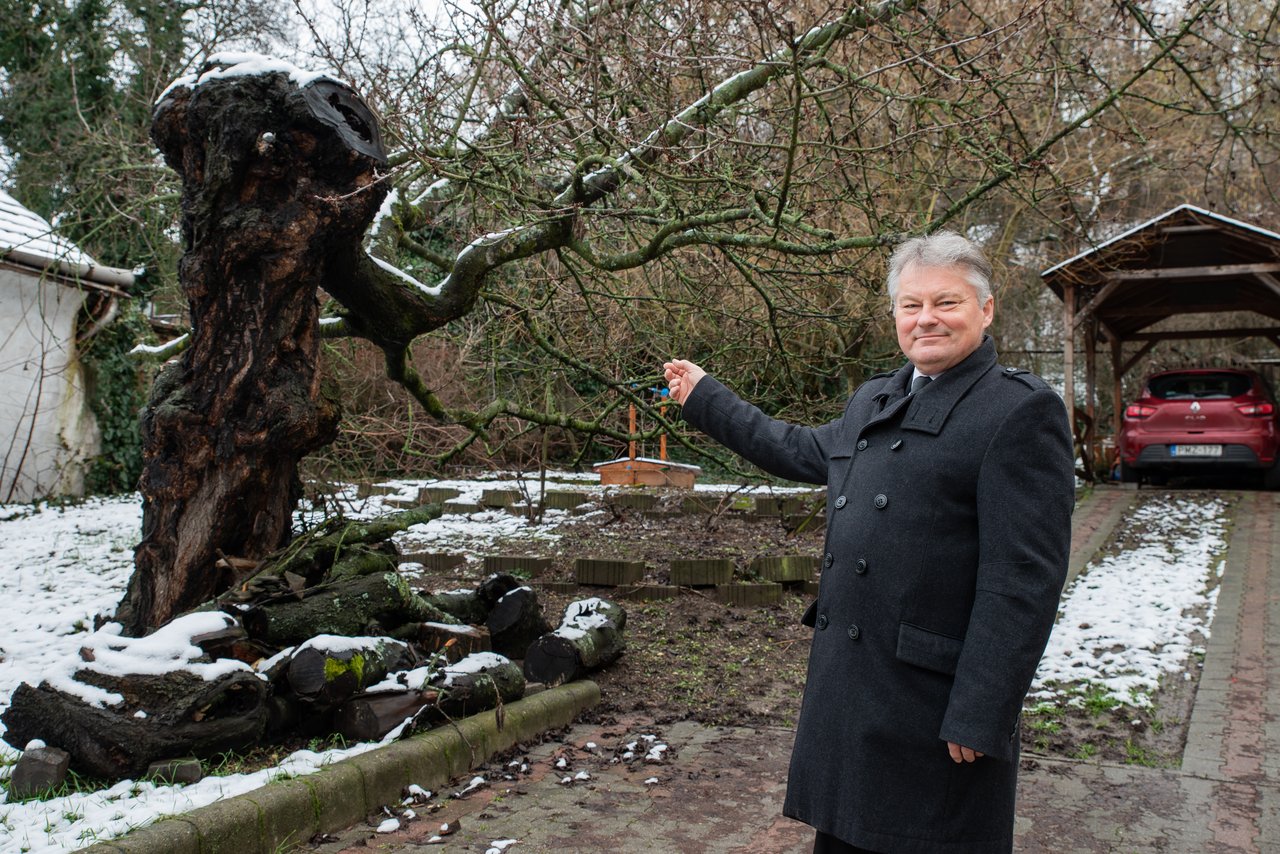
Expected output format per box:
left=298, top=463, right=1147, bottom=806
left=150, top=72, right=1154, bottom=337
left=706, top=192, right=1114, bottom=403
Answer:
left=899, top=336, right=999, bottom=435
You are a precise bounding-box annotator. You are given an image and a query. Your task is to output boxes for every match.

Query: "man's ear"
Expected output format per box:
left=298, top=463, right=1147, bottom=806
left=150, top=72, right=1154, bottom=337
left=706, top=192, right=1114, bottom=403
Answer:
left=982, top=297, right=994, bottom=328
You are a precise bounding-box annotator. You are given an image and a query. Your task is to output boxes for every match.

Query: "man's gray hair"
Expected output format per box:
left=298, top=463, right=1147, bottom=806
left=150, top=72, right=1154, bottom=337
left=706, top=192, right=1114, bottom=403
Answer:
left=886, top=231, right=994, bottom=311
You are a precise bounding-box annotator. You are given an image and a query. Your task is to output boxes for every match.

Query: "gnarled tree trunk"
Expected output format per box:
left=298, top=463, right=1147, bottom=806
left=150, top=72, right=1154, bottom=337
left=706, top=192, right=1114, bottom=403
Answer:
left=118, top=61, right=388, bottom=634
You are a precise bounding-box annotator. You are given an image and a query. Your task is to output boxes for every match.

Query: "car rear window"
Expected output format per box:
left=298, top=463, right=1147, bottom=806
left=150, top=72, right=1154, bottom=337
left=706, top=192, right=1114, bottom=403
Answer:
left=1148, top=373, right=1252, bottom=400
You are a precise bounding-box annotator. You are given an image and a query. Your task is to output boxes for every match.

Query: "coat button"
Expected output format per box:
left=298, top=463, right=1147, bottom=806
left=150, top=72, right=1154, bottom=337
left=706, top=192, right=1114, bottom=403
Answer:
left=817, top=614, right=829, bottom=630
left=834, top=495, right=847, bottom=509
left=856, top=439, right=868, bottom=451
left=847, top=624, right=861, bottom=640
left=823, top=552, right=834, bottom=568
left=890, top=439, right=903, bottom=451
left=873, top=494, right=888, bottom=509
left=855, top=559, right=868, bottom=574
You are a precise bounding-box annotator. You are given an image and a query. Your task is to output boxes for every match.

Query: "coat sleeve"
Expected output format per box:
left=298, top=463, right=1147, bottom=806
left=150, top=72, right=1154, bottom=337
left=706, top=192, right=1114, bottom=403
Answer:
left=680, top=376, right=845, bottom=485
left=938, top=386, right=1075, bottom=761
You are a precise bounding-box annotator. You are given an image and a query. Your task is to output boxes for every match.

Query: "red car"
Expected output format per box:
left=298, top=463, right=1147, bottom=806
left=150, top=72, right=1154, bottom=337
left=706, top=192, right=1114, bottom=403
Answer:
left=1117, top=368, right=1280, bottom=488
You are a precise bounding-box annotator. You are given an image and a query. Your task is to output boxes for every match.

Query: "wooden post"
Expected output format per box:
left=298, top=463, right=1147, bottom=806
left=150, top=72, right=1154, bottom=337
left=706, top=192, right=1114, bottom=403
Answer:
left=1110, top=337, right=1124, bottom=450
left=1062, top=282, right=1076, bottom=444
left=628, top=402, right=637, bottom=460
left=1084, top=315, right=1098, bottom=478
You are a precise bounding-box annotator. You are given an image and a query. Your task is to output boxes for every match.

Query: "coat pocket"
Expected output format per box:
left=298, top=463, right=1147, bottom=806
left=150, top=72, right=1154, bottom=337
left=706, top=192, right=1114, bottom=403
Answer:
left=896, top=622, right=964, bottom=676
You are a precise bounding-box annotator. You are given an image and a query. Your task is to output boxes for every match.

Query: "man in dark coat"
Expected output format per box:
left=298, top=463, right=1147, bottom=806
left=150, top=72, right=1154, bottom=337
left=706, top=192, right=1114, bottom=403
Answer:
left=663, top=232, right=1074, bottom=853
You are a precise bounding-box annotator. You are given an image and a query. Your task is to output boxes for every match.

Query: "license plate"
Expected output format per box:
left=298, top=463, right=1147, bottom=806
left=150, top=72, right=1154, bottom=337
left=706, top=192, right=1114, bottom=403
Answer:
left=1171, top=444, right=1222, bottom=457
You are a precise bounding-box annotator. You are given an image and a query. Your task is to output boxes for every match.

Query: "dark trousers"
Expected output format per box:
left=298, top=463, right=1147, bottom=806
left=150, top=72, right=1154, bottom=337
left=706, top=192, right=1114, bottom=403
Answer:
left=813, top=830, right=880, bottom=854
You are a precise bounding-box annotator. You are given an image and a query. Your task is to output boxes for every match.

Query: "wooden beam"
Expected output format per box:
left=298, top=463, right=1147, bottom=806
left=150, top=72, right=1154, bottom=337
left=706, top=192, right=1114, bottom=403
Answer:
left=1103, top=262, right=1280, bottom=281
left=1126, top=326, right=1280, bottom=342
left=1157, top=224, right=1218, bottom=234
left=1118, top=340, right=1158, bottom=378
left=1100, top=304, right=1241, bottom=317
left=1253, top=271, right=1280, bottom=301
left=1071, top=278, right=1126, bottom=329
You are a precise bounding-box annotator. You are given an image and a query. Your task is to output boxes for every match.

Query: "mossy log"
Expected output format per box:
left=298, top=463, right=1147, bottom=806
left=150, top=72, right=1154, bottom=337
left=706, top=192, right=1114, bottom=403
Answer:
left=1, top=670, right=268, bottom=779
left=486, top=586, right=551, bottom=659
left=242, top=571, right=452, bottom=646
left=222, top=504, right=444, bottom=606
left=285, top=637, right=416, bottom=706
left=523, top=598, right=627, bottom=685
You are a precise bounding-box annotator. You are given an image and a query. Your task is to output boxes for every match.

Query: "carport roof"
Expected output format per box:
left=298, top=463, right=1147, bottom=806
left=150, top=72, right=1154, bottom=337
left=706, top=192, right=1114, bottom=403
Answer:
left=1040, top=204, right=1280, bottom=342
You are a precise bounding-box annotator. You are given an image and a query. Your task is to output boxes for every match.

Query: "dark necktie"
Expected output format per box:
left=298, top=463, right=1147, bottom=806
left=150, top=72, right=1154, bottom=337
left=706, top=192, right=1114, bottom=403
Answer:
left=910, top=375, right=932, bottom=394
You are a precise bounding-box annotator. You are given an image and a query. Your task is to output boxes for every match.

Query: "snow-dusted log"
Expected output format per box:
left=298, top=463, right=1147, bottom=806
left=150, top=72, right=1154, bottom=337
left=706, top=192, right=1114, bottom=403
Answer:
left=432, top=653, right=525, bottom=718
left=523, top=598, right=626, bottom=685
left=285, top=636, right=416, bottom=706
left=3, top=672, right=268, bottom=779
left=486, top=586, right=552, bottom=659
left=0, top=613, right=269, bottom=779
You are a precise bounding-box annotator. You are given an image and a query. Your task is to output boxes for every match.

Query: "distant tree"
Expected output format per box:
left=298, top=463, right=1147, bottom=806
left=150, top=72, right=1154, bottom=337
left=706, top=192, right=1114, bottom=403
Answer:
left=0, top=0, right=290, bottom=491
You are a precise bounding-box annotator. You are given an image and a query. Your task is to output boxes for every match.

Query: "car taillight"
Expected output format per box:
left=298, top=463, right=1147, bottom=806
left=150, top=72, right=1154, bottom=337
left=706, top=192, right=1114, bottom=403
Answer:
left=1236, top=402, right=1276, bottom=417
left=1125, top=404, right=1157, bottom=419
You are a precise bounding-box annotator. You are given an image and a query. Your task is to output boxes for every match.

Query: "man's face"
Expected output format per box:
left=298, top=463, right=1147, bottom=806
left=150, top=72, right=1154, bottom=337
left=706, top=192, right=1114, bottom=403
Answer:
left=894, top=263, right=994, bottom=375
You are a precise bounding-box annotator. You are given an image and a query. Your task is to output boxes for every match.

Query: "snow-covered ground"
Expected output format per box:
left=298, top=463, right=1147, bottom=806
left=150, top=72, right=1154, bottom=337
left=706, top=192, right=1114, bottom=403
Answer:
left=1030, top=493, right=1230, bottom=707
left=0, top=480, right=1231, bottom=851
left=0, top=472, right=811, bottom=852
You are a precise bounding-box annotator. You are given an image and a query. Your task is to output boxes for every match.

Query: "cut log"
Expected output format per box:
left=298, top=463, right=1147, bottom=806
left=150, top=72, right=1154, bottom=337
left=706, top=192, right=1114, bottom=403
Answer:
left=486, top=587, right=552, bottom=659
left=523, top=598, right=627, bottom=686
left=334, top=689, right=439, bottom=741
left=242, top=571, right=452, bottom=646
left=1, top=670, right=268, bottom=779
left=432, top=654, right=525, bottom=718
left=419, top=572, right=523, bottom=626
left=285, top=637, right=415, bottom=706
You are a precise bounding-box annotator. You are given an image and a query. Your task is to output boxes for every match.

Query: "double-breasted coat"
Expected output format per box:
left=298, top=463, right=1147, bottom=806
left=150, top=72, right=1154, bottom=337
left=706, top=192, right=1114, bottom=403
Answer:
left=681, top=337, right=1074, bottom=853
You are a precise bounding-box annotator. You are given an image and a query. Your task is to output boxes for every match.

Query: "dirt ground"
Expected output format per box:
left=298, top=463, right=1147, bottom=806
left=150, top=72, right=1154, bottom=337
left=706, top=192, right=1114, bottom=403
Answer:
left=433, top=489, right=1214, bottom=769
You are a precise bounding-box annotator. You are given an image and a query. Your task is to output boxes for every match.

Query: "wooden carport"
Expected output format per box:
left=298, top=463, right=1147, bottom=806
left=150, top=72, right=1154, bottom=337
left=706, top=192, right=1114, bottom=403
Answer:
left=1040, top=204, right=1280, bottom=473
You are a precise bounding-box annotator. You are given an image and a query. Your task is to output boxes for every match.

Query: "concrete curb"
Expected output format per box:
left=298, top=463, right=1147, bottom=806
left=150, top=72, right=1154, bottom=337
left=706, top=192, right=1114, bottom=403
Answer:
left=78, top=680, right=601, bottom=854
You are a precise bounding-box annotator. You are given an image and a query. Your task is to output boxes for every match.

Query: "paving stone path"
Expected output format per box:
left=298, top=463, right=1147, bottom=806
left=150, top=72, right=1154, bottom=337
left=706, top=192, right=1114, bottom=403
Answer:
left=319, top=488, right=1279, bottom=853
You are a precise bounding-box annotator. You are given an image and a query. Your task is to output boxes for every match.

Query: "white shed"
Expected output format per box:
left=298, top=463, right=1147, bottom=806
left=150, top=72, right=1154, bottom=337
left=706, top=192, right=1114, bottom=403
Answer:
left=0, top=190, right=134, bottom=503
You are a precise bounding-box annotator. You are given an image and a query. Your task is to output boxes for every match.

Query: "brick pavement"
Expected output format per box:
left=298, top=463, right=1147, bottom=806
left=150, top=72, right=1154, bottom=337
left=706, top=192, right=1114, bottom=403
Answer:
left=314, top=488, right=1279, bottom=854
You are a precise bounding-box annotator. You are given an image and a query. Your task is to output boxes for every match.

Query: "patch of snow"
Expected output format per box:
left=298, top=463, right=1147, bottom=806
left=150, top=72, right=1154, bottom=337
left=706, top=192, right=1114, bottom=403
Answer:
left=1031, top=494, right=1228, bottom=708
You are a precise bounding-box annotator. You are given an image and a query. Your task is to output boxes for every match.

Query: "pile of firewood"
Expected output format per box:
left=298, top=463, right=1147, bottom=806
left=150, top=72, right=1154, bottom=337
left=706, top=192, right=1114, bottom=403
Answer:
left=2, top=506, right=626, bottom=780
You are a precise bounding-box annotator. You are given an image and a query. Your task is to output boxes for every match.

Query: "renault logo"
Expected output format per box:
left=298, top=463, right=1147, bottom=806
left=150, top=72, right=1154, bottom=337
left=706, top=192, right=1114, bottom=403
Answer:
left=1190, top=401, right=1201, bottom=412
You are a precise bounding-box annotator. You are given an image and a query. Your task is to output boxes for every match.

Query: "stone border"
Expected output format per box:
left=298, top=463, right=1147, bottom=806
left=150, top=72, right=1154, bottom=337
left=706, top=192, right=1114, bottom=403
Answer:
left=79, top=681, right=601, bottom=854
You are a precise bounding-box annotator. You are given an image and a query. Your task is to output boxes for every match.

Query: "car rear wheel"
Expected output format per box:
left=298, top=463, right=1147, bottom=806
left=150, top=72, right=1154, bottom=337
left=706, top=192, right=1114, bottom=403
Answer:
left=1118, top=461, right=1139, bottom=484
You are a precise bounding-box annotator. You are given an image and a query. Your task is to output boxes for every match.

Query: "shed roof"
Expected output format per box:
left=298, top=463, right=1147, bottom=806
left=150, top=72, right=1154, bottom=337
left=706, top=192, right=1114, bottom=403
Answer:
left=0, top=189, right=134, bottom=289
left=1040, top=204, right=1280, bottom=341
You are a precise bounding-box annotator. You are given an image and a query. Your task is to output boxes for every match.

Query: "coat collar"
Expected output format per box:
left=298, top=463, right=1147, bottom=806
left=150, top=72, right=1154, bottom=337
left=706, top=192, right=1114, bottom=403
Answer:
left=868, top=336, right=999, bottom=435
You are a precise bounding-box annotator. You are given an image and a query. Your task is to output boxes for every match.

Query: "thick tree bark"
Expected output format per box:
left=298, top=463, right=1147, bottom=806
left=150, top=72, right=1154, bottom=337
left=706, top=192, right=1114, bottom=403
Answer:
left=118, top=61, right=388, bottom=635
